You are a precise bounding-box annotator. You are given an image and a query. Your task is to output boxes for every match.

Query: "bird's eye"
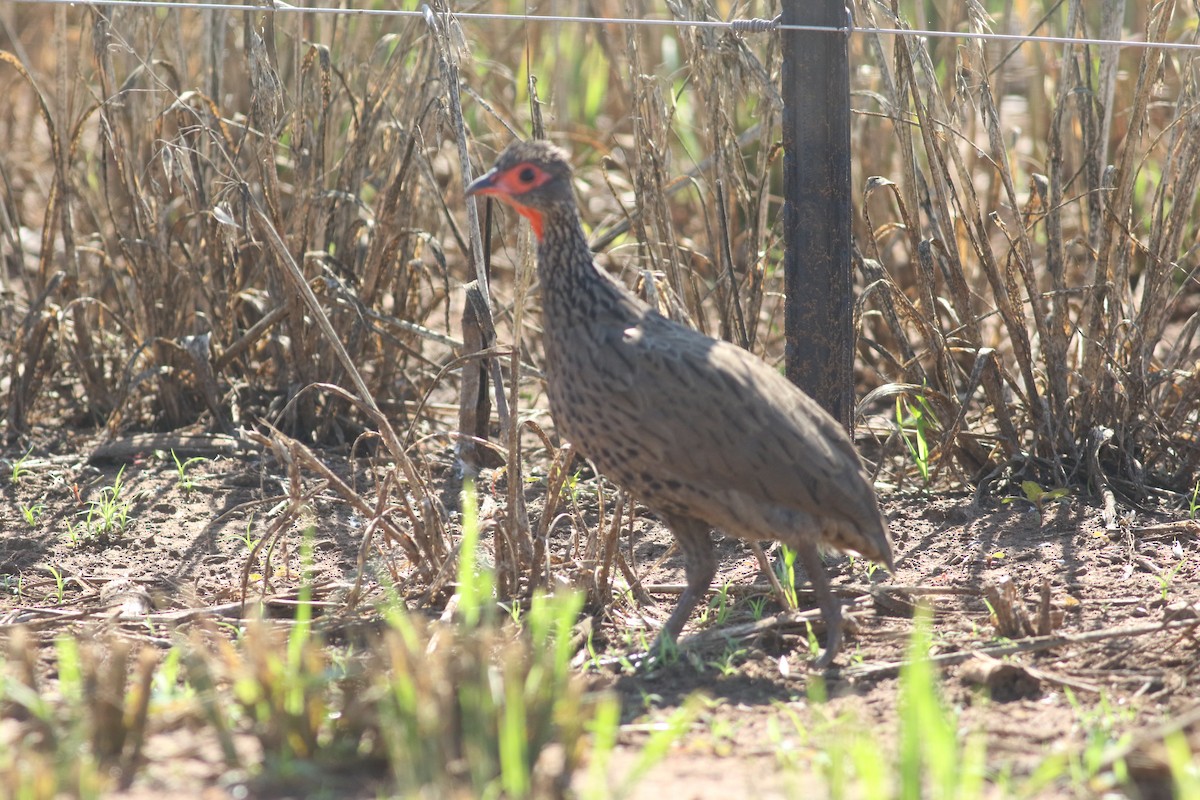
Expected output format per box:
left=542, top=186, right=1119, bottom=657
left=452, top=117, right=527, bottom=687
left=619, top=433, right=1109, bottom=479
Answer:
left=518, top=166, right=537, bottom=183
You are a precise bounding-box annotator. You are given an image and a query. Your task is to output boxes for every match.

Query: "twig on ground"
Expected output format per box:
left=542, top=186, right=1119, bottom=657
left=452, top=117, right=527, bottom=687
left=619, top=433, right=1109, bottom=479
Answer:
left=840, top=616, right=1200, bottom=681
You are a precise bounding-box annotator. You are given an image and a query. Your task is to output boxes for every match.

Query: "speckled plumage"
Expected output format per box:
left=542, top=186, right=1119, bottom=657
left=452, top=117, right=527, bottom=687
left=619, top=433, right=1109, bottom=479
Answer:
left=467, top=140, right=894, bottom=666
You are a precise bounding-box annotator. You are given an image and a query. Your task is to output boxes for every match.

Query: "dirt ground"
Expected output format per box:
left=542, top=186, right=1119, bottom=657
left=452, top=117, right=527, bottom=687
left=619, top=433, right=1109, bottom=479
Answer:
left=2, top=426, right=1199, bottom=798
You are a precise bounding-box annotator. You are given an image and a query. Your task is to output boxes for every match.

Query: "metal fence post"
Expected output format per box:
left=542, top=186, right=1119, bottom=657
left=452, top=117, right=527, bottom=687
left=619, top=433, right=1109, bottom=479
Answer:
left=781, top=0, right=854, bottom=433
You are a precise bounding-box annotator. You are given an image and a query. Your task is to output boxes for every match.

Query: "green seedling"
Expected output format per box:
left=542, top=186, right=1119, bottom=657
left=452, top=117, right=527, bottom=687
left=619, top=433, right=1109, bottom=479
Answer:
left=851, top=554, right=882, bottom=581
left=895, top=392, right=938, bottom=485
left=585, top=628, right=603, bottom=670
left=631, top=698, right=699, bottom=785
left=775, top=545, right=799, bottom=610
left=1157, top=559, right=1187, bottom=602
left=1065, top=688, right=1135, bottom=784
left=1004, top=480, right=1070, bottom=523
left=561, top=469, right=582, bottom=504
left=584, top=695, right=699, bottom=800
left=1189, top=480, right=1199, bottom=519
left=705, top=715, right=740, bottom=756
left=7, top=447, right=34, bottom=484
left=644, top=630, right=681, bottom=670
left=804, top=620, right=820, bottom=662
left=379, top=486, right=613, bottom=797
left=1, top=574, right=24, bottom=599
left=707, top=644, right=748, bottom=676
left=849, top=646, right=865, bottom=666
left=1021, top=480, right=1070, bottom=507
left=896, top=605, right=987, bottom=798
left=225, top=514, right=260, bottom=551
left=701, top=581, right=734, bottom=627
left=580, top=695, right=622, bottom=800
left=170, top=449, right=206, bottom=493
left=45, top=565, right=66, bottom=604
left=747, top=595, right=768, bottom=621
left=455, top=478, right=493, bottom=629
left=774, top=608, right=995, bottom=796
left=1166, top=730, right=1200, bottom=797
left=76, top=466, right=133, bottom=540
left=636, top=689, right=664, bottom=713
left=19, top=502, right=44, bottom=527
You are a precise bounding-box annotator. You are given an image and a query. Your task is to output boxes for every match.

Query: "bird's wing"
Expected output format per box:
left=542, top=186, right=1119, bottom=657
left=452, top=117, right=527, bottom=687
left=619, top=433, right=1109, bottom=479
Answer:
left=595, top=310, right=874, bottom=523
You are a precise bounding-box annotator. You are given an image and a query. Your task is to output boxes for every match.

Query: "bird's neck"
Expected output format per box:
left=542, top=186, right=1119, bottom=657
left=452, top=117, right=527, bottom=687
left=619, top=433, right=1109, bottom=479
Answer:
left=535, top=206, right=601, bottom=291
left=534, top=204, right=641, bottom=334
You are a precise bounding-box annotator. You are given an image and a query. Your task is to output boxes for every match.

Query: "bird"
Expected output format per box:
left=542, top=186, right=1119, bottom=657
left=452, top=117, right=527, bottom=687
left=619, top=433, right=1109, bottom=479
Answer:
left=466, top=139, right=894, bottom=667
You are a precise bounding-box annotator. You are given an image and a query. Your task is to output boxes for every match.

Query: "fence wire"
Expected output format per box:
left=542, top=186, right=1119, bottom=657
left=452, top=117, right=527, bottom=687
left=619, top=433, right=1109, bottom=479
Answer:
left=7, top=0, right=1200, bottom=54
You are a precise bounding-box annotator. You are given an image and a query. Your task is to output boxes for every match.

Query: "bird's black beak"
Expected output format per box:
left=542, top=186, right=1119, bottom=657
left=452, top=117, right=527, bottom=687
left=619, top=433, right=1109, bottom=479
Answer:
left=465, top=167, right=500, bottom=198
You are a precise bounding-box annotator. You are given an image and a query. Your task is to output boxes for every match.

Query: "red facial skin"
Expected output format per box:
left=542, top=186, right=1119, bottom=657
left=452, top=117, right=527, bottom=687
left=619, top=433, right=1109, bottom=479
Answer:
left=466, top=162, right=554, bottom=241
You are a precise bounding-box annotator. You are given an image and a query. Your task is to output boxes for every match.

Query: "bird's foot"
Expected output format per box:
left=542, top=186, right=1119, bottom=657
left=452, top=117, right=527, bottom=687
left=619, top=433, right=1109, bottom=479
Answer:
left=627, top=633, right=682, bottom=672
left=582, top=633, right=681, bottom=673
left=792, top=542, right=845, bottom=669
left=811, top=641, right=838, bottom=670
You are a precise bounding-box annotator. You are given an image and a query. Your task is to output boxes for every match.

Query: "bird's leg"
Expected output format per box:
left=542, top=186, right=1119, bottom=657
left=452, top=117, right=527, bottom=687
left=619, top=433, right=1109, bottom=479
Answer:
left=648, top=515, right=716, bottom=656
left=794, top=541, right=842, bottom=668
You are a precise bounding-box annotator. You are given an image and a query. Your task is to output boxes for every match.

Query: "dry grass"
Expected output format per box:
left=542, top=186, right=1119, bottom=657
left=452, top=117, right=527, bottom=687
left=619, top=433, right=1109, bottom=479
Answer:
left=3, top=2, right=1194, bottom=507
left=1, top=0, right=1199, bottom=794
left=852, top=0, right=1200, bottom=509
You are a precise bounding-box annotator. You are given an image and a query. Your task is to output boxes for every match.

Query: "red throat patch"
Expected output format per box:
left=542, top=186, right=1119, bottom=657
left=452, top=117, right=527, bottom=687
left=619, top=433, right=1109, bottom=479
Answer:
left=513, top=204, right=545, bottom=241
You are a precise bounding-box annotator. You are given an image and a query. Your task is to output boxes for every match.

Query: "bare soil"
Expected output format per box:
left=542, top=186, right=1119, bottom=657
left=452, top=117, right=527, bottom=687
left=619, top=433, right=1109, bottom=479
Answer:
left=2, top=427, right=1199, bottom=798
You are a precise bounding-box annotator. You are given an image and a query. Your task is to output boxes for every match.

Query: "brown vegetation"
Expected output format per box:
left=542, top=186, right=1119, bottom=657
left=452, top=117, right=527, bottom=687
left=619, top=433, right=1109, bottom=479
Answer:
left=1, top=0, right=1199, bottom=796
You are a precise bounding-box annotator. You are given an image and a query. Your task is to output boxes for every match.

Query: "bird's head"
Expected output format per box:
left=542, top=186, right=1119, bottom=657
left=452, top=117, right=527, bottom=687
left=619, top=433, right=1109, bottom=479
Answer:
left=465, top=140, right=575, bottom=241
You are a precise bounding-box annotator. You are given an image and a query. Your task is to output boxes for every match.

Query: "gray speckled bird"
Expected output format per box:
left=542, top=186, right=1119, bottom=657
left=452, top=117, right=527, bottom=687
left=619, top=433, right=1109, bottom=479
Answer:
left=467, top=140, right=893, bottom=667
